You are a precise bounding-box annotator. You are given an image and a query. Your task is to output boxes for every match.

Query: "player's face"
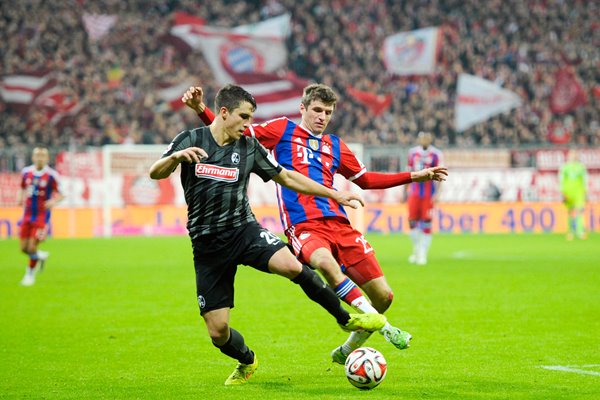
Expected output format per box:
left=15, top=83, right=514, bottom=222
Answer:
left=32, top=148, right=49, bottom=170
left=418, top=133, right=433, bottom=148
left=223, top=101, right=254, bottom=141
left=300, top=100, right=334, bottom=135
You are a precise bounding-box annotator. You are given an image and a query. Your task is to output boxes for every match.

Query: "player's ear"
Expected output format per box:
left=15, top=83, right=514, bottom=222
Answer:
left=220, top=107, right=228, bottom=119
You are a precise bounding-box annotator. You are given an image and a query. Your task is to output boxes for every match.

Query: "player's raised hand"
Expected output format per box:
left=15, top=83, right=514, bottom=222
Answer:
left=174, top=147, right=208, bottom=164
left=411, top=166, right=448, bottom=182
left=334, top=191, right=365, bottom=209
left=181, top=86, right=205, bottom=112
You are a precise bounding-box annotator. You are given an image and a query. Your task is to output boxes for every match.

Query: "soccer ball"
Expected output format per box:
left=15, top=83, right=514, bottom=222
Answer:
left=344, top=347, right=387, bottom=390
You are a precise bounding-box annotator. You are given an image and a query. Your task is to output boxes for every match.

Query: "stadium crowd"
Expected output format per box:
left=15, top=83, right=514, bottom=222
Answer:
left=1, top=0, right=598, bottom=160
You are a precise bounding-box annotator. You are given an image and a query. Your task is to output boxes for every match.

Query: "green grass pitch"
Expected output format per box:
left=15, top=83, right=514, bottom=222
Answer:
left=1, top=233, right=599, bottom=399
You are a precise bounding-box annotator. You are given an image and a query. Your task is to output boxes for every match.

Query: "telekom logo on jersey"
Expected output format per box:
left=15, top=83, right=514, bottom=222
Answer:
left=195, top=163, right=239, bottom=182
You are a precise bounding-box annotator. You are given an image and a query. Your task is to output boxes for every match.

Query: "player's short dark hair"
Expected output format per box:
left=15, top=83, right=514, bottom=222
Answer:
left=215, top=84, right=257, bottom=112
left=301, top=83, right=337, bottom=108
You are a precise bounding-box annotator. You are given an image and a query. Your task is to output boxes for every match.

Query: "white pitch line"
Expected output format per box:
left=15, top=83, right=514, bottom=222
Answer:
left=541, top=365, right=600, bottom=377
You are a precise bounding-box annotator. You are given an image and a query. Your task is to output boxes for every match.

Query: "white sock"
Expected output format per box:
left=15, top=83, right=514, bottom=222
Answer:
left=409, top=228, right=421, bottom=256
left=350, top=297, right=378, bottom=313
left=421, top=233, right=432, bottom=257
left=341, top=330, right=373, bottom=354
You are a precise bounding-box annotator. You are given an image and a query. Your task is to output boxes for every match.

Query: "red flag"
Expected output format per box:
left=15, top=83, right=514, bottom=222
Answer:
left=346, top=86, right=392, bottom=116
left=35, top=86, right=83, bottom=125
left=549, top=68, right=587, bottom=114
left=0, top=71, right=55, bottom=113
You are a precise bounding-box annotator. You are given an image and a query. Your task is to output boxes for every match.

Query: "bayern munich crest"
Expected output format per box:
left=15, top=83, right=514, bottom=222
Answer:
left=219, top=42, right=265, bottom=73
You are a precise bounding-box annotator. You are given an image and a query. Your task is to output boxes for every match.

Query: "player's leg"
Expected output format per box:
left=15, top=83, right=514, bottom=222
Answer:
left=573, top=194, right=587, bottom=239
left=418, top=219, right=432, bottom=265
left=203, top=308, right=258, bottom=385
left=33, top=224, right=50, bottom=271
left=288, top=221, right=369, bottom=308
left=407, top=197, right=421, bottom=264
left=192, top=230, right=258, bottom=385
left=265, top=246, right=385, bottom=332
left=331, top=256, right=411, bottom=363
left=563, top=195, right=576, bottom=240
left=19, top=223, right=39, bottom=286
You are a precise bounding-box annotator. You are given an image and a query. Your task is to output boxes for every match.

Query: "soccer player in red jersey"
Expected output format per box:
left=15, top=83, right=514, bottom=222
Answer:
left=17, top=146, right=64, bottom=286
left=405, top=131, right=444, bottom=265
left=183, top=84, right=447, bottom=363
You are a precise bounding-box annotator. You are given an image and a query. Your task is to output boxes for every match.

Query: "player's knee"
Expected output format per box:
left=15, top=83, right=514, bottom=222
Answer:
left=206, top=320, right=229, bottom=344
left=372, top=289, right=394, bottom=313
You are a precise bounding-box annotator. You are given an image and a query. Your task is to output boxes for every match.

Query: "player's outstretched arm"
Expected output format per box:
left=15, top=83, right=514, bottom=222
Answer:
left=273, top=168, right=364, bottom=209
left=149, top=147, right=208, bottom=180
left=411, top=166, right=448, bottom=182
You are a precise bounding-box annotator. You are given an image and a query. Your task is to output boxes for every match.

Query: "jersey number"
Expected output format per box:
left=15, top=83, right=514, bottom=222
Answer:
left=260, top=231, right=281, bottom=245
left=355, top=235, right=374, bottom=254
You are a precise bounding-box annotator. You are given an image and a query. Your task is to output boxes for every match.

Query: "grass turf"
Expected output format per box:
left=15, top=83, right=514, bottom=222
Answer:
left=0, top=233, right=599, bottom=399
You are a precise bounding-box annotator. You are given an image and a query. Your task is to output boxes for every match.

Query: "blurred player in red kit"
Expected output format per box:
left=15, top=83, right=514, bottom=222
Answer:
left=405, top=131, right=444, bottom=266
left=17, top=146, right=64, bottom=286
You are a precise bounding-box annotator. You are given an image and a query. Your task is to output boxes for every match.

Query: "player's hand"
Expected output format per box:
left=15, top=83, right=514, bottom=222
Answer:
left=334, top=191, right=365, bottom=209
left=411, top=166, right=448, bottom=182
left=181, top=86, right=205, bottom=113
left=173, top=147, right=208, bottom=164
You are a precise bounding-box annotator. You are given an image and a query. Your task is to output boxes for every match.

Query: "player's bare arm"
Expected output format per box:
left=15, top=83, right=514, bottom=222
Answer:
left=149, top=147, right=208, bottom=179
left=45, top=193, right=65, bottom=209
left=182, top=86, right=205, bottom=113
left=410, top=166, right=448, bottom=183
left=273, top=168, right=364, bottom=209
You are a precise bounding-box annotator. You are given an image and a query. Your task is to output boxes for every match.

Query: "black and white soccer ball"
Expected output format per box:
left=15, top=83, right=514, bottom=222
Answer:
left=344, top=347, right=387, bottom=390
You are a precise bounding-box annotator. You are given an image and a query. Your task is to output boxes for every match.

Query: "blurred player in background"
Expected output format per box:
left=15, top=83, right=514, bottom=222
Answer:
left=405, top=131, right=444, bottom=266
left=149, top=84, right=385, bottom=385
left=184, top=84, right=447, bottom=364
left=559, top=149, right=588, bottom=240
left=17, top=146, right=64, bottom=286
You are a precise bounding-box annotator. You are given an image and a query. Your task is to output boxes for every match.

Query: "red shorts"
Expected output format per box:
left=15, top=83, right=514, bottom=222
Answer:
left=286, top=218, right=383, bottom=285
left=19, top=220, right=48, bottom=241
left=408, top=196, right=434, bottom=221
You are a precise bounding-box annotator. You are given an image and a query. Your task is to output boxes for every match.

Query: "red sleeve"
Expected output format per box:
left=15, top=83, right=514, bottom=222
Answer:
left=352, top=171, right=412, bottom=189
left=337, top=139, right=367, bottom=180
left=247, top=117, right=288, bottom=150
left=196, top=107, right=215, bottom=125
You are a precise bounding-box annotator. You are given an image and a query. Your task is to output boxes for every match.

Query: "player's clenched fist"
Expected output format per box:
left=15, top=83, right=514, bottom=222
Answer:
left=182, top=86, right=205, bottom=112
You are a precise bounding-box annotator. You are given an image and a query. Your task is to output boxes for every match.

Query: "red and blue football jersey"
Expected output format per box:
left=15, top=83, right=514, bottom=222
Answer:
left=20, top=165, right=61, bottom=224
left=406, top=145, right=444, bottom=199
left=247, top=117, right=366, bottom=230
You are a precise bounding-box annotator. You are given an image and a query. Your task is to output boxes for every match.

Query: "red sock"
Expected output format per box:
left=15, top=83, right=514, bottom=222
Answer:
left=334, top=278, right=363, bottom=305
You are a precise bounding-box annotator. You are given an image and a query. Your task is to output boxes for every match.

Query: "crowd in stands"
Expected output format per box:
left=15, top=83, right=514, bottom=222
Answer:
left=1, top=0, right=598, bottom=161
